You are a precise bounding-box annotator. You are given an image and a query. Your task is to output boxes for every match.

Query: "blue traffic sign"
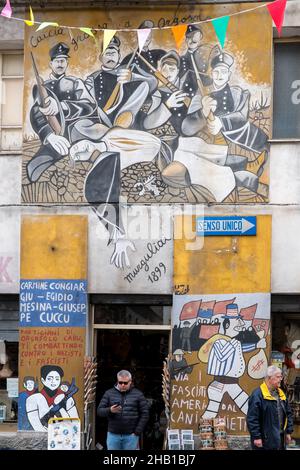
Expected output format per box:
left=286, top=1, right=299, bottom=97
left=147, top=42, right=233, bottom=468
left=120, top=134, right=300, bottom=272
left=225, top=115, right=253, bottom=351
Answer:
left=196, top=216, right=256, bottom=236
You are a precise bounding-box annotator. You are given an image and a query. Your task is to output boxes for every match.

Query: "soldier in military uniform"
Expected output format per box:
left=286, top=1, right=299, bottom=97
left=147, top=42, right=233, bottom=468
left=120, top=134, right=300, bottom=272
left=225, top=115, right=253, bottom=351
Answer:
left=143, top=50, right=206, bottom=155
left=70, top=35, right=157, bottom=141
left=120, top=20, right=166, bottom=73
left=27, top=42, right=95, bottom=182
left=202, top=52, right=269, bottom=168
left=180, top=24, right=217, bottom=91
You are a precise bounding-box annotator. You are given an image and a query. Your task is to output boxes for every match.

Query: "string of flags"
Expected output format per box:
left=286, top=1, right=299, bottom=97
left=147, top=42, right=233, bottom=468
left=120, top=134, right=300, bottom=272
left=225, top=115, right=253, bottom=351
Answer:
left=0, top=0, right=288, bottom=52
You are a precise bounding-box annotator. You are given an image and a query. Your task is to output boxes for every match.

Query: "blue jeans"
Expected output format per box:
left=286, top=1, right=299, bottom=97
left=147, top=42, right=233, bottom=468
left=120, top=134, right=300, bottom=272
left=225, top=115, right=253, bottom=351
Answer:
left=107, top=432, right=139, bottom=450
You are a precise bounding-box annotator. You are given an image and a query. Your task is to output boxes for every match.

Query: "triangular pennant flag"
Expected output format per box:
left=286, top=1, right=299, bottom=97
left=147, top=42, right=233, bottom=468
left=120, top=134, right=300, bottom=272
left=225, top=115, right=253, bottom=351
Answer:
left=212, top=15, right=230, bottom=49
left=80, top=27, right=95, bottom=38
left=137, top=28, right=151, bottom=53
left=267, top=0, right=287, bottom=36
left=24, top=6, right=34, bottom=26
left=172, top=24, right=188, bottom=50
left=103, top=29, right=117, bottom=53
left=1, top=0, right=12, bottom=18
left=36, top=22, right=59, bottom=32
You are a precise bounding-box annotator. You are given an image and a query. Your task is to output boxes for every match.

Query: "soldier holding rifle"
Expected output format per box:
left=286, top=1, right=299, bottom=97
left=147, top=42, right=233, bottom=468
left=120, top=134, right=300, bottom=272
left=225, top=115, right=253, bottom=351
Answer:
left=27, top=42, right=95, bottom=183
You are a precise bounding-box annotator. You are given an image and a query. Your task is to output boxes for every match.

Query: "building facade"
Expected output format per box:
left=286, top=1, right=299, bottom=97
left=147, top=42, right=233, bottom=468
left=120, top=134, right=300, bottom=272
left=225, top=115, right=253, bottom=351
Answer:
left=0, top=0, right=300, bottom=450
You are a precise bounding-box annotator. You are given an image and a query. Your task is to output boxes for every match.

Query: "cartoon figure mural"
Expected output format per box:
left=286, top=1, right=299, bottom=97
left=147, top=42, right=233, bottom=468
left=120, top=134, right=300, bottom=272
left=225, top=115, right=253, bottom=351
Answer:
left=20, top=365, right=79, bottom=432
left=18, top=376, right=39, bottom=430
left=22, top=6, right=272, bottom=274
left=171, top=294, right=270, bottom=433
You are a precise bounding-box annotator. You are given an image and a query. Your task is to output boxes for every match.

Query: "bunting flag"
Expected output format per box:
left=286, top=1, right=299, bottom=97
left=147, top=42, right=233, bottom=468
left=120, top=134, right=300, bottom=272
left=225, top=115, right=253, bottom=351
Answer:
left=137, top=28, right=151, bottom=53
left=0, top=0, right=288, bottom=36
left=179, top=300, right=201, bottom=321
left=172, top=24, right=188, bottom=50
left=267, top=0, right=287, bottom=35
left=36, top=22, right=59, bottom=32
left=102, top=29, right=117, bottom=53
left=212, top=15, right=230, bottom=49
left=0, top=0, right=12, bottom=18
left=24, top=6, right=34, bottom=26
left=79, top=27, right=95, bottom=38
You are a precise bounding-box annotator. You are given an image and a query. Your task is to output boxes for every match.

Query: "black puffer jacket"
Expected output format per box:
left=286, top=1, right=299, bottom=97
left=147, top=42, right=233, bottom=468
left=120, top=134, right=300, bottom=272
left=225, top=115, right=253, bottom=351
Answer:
left=97, top=385, right=149, bottom=435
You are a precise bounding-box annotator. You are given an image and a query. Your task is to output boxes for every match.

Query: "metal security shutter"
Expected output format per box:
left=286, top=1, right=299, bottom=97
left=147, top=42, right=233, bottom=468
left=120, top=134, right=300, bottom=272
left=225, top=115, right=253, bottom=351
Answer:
left=0, top=296, right=19, bottom=342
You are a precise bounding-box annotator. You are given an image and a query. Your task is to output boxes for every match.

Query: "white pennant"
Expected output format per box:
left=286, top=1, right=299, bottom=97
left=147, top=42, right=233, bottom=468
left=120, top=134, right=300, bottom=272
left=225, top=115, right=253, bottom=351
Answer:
left=137, top=28, right=151, bottom=53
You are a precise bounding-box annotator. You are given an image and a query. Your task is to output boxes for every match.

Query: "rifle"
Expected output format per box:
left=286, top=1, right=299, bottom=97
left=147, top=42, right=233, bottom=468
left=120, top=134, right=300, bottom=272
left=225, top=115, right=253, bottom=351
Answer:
left=136, top=52, right=191, bottom=108
left=40, top=378, right=79, bottom=427
left=31, top=52, right=62, bottom=135
left=171, top=361, right=199, bottom=375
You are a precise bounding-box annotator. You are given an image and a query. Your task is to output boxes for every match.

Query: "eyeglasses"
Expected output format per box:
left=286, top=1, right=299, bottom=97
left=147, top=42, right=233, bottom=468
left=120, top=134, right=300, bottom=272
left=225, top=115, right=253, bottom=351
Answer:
left=118, top=381, right=129, bottom=385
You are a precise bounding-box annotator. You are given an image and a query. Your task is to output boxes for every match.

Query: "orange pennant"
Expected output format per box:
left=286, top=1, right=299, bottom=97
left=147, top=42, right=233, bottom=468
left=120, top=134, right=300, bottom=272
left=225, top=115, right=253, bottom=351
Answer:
left=172, top=24, right=188, bottom=50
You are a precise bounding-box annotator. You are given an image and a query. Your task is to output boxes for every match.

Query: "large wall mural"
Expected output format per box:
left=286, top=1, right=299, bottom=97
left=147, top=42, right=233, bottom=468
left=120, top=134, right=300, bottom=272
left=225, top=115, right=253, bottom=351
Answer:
left=22, top=5, right=272, bottom=271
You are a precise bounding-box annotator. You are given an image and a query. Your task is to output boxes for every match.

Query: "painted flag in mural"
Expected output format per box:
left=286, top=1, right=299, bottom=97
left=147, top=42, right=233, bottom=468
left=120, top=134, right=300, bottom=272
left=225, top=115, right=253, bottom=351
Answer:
left=239, top=303, right=257, bottom=320
left=213, top=298, right=236, bottom=315
left=197, top=300, right=216, bottom=320
left=179, top=300, right=201, bottom=321
left=253, top=318, right=270, bottom=337
left=199, top=324, right=220, bottom=340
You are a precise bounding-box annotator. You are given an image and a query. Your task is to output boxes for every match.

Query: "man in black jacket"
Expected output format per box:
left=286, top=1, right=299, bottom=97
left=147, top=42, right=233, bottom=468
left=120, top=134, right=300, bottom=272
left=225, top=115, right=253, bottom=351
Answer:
left=247, top=365, right=293, bottom=450
left=97, top=370, right=149, bottom=450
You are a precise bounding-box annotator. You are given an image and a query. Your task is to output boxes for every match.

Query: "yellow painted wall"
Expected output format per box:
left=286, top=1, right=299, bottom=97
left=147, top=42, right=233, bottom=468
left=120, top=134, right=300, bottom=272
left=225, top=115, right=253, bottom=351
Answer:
left=21, top=215, right=87, bottom=279
left=174, top=215, right=271, bottom=294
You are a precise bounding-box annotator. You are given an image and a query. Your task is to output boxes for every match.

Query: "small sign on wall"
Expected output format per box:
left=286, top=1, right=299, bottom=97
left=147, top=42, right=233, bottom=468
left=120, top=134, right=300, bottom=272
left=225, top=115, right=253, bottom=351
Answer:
left=48, top=417, right=81, bottom=450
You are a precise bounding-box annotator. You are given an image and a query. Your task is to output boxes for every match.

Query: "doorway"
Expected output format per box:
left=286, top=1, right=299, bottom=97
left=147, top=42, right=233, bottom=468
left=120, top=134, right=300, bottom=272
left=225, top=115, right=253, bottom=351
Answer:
left=94, top=328, right=170, bottom=450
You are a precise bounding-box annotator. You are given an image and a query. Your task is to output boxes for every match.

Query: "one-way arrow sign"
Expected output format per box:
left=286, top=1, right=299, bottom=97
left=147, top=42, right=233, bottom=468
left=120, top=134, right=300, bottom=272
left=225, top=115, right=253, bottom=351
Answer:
left=196, top=216, right=256, bottom=236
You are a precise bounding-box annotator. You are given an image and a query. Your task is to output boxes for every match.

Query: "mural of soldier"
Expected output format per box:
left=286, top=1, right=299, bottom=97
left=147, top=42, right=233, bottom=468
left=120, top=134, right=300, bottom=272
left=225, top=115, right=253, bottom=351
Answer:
left=27, top=42, right=96, bottom=183
left=170, top=349, right=194, bottom=379
left=179, top=24, right=217, bottom=88
left=200, top=303, right=266, bottom=419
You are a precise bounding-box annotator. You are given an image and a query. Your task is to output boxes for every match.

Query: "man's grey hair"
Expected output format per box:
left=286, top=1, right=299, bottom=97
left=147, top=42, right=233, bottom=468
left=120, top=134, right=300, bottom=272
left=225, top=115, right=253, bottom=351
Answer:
left=117, top=370, right=132, bottom=380
left=265, top=365, right=282, bottom=379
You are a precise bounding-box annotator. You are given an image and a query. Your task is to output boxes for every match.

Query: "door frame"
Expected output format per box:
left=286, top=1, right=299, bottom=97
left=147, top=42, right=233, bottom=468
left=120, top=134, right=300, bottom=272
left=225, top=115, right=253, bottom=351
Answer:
left=89, top=295, right=172, bottom=449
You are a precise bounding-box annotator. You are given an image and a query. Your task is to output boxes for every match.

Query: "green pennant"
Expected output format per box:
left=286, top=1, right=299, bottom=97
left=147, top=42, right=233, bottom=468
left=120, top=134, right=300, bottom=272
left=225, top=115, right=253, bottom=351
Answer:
left=212, top=15, right=230, bottom=49
left=79, top=27, right=95, bottom=38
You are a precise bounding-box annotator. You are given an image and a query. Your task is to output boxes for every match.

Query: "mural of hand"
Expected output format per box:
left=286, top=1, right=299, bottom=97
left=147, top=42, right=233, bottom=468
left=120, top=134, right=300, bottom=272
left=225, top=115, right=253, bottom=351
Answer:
left=69, top=140, right=106, bottom=162
left=110, top=237, right=136, bottom=269
left=256, top=338, right=266, bottom=349
left=166, top=91, right=188, bottom=109
left=39, top=96, right=59, bottom=116
left=46, top=133, right=70, bottom=155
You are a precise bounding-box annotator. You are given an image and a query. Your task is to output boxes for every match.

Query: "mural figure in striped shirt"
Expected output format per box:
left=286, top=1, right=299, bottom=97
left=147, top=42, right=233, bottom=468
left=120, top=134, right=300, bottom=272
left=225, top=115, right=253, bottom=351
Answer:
left=202, top=303, right=266, bottom=419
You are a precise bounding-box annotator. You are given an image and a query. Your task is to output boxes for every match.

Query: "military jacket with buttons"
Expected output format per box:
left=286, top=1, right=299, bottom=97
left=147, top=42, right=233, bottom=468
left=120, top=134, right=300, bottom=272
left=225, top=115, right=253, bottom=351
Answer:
left=180, top=44, right=214, bottom=87
left=210, top=84, right=268, bottom=153
left=143, top=71, right=205, bottom=138
left=30, top=74, right=95, bottom=143
left=85, top=66, right=157, bottom=126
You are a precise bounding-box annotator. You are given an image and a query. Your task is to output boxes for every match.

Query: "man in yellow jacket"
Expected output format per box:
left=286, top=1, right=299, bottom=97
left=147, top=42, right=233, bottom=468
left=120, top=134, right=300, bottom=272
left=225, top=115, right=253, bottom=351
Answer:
left=247, top=365, right=293, bottom=450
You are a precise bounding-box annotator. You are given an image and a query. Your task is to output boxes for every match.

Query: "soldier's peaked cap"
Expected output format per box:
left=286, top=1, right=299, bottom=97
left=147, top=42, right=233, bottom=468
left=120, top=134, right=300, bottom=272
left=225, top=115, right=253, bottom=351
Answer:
left=211, top=52, right=234, bottom=70
left=185, top=24, right=203, bottom=37
left=106, top=35, right=121, bottom=50
left=160, top=50, right=180, bottom=67
left=138, top=19, right=154, bottom=29
left=49, top=42, right=70, bottom=60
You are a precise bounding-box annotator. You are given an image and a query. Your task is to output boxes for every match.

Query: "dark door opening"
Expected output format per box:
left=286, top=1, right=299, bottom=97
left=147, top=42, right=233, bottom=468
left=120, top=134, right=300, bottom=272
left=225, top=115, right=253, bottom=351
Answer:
left=95, top=328, right=169, bottom=450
